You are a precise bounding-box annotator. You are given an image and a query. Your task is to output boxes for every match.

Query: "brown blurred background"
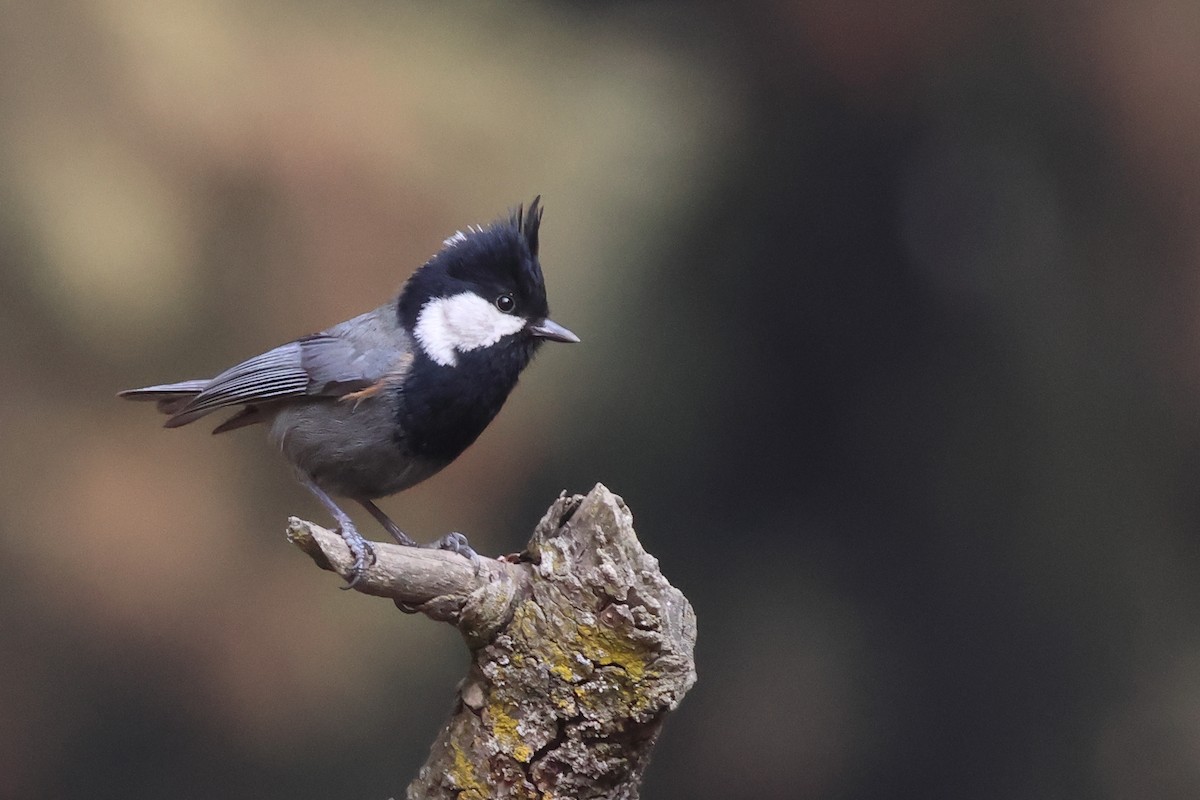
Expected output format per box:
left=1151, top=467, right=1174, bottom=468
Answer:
left=4, top=1, right=1200, bottom=798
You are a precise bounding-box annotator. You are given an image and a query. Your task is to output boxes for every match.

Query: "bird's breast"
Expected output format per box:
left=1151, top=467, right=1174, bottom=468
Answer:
left=397, top=347, right=529, bottom=463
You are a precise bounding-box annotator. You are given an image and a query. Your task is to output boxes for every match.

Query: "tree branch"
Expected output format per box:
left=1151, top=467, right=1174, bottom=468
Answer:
left=289, top=484, right=697, bottom=799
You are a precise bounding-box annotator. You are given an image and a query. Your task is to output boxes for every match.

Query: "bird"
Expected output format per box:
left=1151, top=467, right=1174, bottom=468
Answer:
left=120, top=198, right=578, bottom=586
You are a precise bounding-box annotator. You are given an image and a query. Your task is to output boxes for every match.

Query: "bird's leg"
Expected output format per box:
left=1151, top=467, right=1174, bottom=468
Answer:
left=357, top=501, right=480, bottom=568
left=359, top=500, right=478, bottom=567
left=358, top=499, right=417, bottom=547
left=299, top=476, right=375, bottom=588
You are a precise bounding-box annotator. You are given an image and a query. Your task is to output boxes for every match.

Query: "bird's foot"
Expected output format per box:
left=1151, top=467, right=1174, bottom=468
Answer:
left=430, top=531, right=482, bottom=572
left=297, top=478, right=378, bottom=589
left=337, top=525, right=377, bottom=590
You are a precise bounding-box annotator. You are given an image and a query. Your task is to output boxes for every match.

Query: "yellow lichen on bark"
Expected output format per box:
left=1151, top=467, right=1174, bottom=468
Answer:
left=576, top=621, right=648, bottom=681
left=450, top=743, right=487, bottom=800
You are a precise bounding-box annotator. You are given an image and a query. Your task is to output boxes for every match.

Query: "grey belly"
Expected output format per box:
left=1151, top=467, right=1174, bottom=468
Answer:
left=268, top=399, right=444, bottom=499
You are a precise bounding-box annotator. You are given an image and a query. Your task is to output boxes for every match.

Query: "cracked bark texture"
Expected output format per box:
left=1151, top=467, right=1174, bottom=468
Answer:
left=288, top=483, right=697, bottom=800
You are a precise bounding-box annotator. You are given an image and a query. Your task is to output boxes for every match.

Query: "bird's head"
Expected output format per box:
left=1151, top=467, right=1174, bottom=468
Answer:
left=398, top=197, right=578, bottom=368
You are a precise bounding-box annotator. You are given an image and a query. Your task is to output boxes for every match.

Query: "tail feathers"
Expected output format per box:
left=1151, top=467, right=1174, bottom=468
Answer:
left=210, top=406, right=264, bottom=434
left=120, top=378, right=266, bottom=433
left=163, top=407, right=219, bottom=429
left=119, top=379, right=209, bottom=400
left=119, top=380, right=208, bottom=422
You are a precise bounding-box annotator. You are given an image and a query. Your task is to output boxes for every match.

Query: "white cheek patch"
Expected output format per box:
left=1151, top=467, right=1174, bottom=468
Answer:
left=414, top=292, right=526, bottom=367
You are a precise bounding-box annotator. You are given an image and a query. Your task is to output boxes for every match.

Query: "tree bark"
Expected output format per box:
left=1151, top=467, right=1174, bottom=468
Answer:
left=287, top=483, right=697, bottom=799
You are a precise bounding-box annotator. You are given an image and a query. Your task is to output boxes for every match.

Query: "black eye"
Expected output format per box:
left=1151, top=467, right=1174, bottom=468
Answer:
left=495, top=294, right=516, bottom=314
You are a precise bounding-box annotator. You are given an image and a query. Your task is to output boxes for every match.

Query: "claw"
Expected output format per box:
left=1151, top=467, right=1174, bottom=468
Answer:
left=338, top=529, right=377, bottom=590
left=431, top=531, right=477, bottom=559
left=431, top=531, right=483, bottom=575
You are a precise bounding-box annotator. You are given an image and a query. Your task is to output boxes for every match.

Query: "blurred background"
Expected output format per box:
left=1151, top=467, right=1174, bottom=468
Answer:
left=3, top=1, right=1200, bottom=797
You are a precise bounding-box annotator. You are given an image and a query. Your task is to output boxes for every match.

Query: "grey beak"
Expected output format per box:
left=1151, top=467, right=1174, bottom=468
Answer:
left=529, top=318, right=580, bottom=343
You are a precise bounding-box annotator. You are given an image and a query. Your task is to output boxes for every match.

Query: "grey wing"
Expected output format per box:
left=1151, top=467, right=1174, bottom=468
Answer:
left=161, top=332, right=389, bottom=428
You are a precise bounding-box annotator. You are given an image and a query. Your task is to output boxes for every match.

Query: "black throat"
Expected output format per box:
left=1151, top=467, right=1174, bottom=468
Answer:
left=395, top=337, right=541, bottom=464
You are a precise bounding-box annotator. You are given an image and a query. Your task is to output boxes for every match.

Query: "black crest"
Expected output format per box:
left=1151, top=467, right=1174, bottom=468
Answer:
left=398, top=198, right=551, bottom=330
left=516, top=196, right=543, bottom=257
